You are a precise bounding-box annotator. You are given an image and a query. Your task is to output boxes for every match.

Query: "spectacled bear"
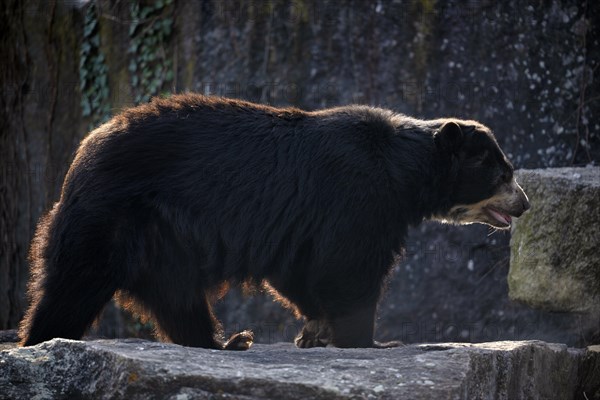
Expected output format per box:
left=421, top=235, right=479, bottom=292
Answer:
left=19, top=94, right=530, bottom=349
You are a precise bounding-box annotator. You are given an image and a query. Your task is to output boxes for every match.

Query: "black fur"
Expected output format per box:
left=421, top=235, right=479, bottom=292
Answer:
left=19, top=94, right=514, bottom=348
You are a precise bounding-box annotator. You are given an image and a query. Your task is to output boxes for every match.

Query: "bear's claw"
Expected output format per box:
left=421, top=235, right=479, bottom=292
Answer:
left=373, top=340, right=404, bottom=349
left=223, top=330, right=254, bottom=350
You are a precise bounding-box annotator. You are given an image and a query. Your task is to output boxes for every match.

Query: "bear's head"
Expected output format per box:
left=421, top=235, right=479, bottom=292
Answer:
left=434, top=121, right=530, bottom=229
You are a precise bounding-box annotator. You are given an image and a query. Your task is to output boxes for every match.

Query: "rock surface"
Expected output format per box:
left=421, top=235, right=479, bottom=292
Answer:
left=1, top=339, right=599, bottom=399
left=509, top=167, right=600, bottom=313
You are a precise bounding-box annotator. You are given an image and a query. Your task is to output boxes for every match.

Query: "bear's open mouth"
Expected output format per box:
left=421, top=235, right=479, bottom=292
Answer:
left=484, top=206, right=512, bottom=227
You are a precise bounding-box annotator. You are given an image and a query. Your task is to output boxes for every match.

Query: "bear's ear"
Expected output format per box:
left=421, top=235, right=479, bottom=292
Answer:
left=434, top=121, right=463, bottom=153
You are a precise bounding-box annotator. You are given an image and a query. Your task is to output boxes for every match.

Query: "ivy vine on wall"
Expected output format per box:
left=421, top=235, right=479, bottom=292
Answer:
left=129, top=0, right=175, bottom=104
left=79, top=2, right=111, bottom=129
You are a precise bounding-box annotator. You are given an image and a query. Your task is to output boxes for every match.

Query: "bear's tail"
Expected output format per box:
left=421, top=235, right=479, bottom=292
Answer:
left=19, top=201, right=118, bottom=346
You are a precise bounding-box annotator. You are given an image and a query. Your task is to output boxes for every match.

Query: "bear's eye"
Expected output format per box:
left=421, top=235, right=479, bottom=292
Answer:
left=470, top=149, right=489, bottom=164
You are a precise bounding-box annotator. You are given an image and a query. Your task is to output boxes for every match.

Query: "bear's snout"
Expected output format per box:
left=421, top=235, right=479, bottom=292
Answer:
left=509, top=179, right=530, bottom=217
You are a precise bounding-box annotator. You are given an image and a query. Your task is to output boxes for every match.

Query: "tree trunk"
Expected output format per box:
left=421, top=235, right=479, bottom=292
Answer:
left=0, top=0, right=85, bottom=330
left=0, top=0, right=30, bottom=330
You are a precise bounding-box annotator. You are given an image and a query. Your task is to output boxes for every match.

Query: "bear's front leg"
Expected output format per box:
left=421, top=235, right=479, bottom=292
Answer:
left=326, top=303, right=378, bottom=348
left=327, top=303, right=404, bottom=348
left=294, top=319, right=332, bottom=348
left=294, top=312, right=403, bottom=348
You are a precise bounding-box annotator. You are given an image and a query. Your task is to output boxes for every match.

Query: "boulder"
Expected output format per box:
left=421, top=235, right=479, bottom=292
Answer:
left=509, top=167, right=600, bottom=313
left=0, top=339, right=598, bottom=399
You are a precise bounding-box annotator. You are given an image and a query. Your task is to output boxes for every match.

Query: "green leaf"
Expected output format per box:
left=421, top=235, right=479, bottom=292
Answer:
left=83, top=15, right=97, bottom=37
left=81, top=99, right=91, bottom=116
left=129, top=41, right=139, bottom=53
left=129, top=22, right=138, bottom=36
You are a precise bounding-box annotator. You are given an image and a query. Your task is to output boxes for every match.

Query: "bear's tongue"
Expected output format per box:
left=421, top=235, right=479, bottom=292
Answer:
left=488, top=208, right=512, bottom=225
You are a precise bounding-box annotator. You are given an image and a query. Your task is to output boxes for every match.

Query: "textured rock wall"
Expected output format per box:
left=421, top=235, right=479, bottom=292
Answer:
left=509, top=167, right=600, bottom=313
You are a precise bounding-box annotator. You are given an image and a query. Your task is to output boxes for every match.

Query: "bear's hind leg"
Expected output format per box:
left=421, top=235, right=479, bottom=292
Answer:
left=150, top=293, right=221, bottom=348
left=20, top=204, right=123, bottom=346
left=149, top=293, right=253, bottom=350
left=20, top=271, right=117, bottom=346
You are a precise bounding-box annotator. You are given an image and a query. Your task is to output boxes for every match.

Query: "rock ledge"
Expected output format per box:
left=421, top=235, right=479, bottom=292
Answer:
left=1, top=339, right=598, bottom=399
